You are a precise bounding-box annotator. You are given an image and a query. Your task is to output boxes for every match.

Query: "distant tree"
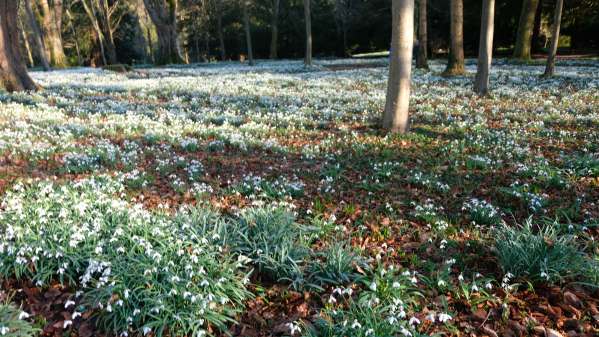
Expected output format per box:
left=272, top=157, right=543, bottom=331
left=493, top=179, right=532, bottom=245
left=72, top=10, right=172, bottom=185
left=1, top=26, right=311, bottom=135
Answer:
left=333, top=0, right=355, bottom=56
left=242, top=0, right=254, bottom=65
left=143, top=0, right=184, bottom=65
left=543, top=0, right=563, bottom=77
left=382, top=0, right=414, bottom=133
left=444, top=0, right=464, bottom=75
left=23, top=0, right=51, bottom=70
left=38, top=0, right=67, bottom=67
left=415, top=0, right=428, bottom=69
left=304, top=0, right=312, bottom=65
left=474, top=0, right=495, bottom=95
left=80, top=0, right=122, bottom=65
left=513, top=0, right=540, bottom=60
left=269, top=0, right=280, bottom=59
left=0, top=0, right=38, bottom=91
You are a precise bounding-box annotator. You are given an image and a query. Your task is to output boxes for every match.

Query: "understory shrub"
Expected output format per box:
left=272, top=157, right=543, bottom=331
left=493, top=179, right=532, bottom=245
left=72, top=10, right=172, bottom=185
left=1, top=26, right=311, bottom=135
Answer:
left=0, top=176, right=251, bottom=337
left=494, top=220, right=595, bottom=285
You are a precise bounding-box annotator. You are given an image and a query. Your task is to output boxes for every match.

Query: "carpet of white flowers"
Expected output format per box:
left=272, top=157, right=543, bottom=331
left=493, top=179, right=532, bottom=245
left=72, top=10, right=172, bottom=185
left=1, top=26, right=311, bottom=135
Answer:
left=0, top=58, right=598, bottom=337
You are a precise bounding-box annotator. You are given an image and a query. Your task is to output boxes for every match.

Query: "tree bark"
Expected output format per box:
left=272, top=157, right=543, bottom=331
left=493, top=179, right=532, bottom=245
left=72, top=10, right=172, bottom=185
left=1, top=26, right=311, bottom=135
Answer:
left=24, top=0, right=50, bottom=70
left=269, top=0, right=280, bottom=59
left=0, top=0, right=38, bottom=92
left=20, top=25, right=35, bottom=68
left=531, top=0, right=543, bottom=53
left=217, top=8, right=226, bottom=61
left=143, top=0, right=183, bottom=65
left=543, top=0, right=563, bottom=77
left=383, top=0, right=414, bottom=133
left=513, top=0, right=540, bottom=60
left=304, top=0, right=312, bottom=66
left=415, top=0, right=428, bottom=69
left=444, top=0, right=464, bottom=75
left=39, top=0, right=67, bottom=68
left=474, top=0, right=495, bottom=96
left=242, top=0, right=254, bottom=65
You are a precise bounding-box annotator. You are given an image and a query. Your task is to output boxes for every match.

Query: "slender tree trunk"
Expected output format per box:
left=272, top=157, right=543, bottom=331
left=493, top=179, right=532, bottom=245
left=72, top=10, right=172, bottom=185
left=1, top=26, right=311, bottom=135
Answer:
left=98, top=0, right=117, bottom=64
left=242, top=0, right=254, bottom=65
left=65, top=9, right=82, bottom=66
left=0, top=0, right=38, bottom=91
left=269, top=0, right=280, bottom=59
left=217, top=10, right=226, bottom=60
left=304, top=0, right=312, bottom=66
left=444, top=0, right=464, bottom=75
left=24, top=0, right=50, bottom=70
left=21, top=27, right=35, bottom=68
left=39, top=0, right=67, bottom=68
left=383, top=0, right=414, bottom=133
left=531, top=0, right=543, bottom=53
left=416, top=0, right=428, bottom=69
left=474, top=0, right=495, bottom=95
left=543, top=0, right=563, bottom=77
left=143, top=0, right=183, bottom=65
left=513, top=0, right=540, bottom=60
left=147, top=26, right=154, bottom=63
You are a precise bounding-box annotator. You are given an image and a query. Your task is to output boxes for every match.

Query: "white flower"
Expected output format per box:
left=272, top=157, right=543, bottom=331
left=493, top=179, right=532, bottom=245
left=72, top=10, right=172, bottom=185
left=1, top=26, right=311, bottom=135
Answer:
left=351, top=320, right=362, bottom=329
left=286, top=322, right=302, bottom=335
left=63, top=320, right=73, bottom=328
left=369, top=282, right=377, bottom=291
left=400, top=327, right=412, bottom=337
left=18, top=312, right=30, bottom=320
left=438, top=313, right=452, bottom=323
left=409, top=317, right=420, bottom=326
left=64, top=300, right=76, bottom=308
left=143, top=327, right=152, bottom=335
left=0, top=326, right=9, bottom=335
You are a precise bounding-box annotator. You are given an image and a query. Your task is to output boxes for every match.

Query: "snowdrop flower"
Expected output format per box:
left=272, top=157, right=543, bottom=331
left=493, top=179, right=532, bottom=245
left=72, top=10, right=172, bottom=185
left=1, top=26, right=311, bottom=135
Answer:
left=400, top=327, right=412, bottom=336
left=64, top=300, right=76, bottom=308
left=63, top=320, right=73, bottom=328
left=437, top=279, right=446, bottom=287
left=72, top=312, right=82, bottom=319
left=425, top=312, right=436, bottom=322
left=438, top=313, right=452, bottom=323
left=365, top=328, right=374, bottom=336
left=143, top=327, right=152, bottom=335
left=351, top=320, right=362, bottom=329
left=458, top=273, right=464, bottom=282
left=369, top=282, right=377, bottom=291
left=0, top=326, right=9, bottom=335
left=328, top=295, right=337, bottom=304
left=286, top=322, right=302, bottom=335
left=409, top=317, right=420, bottom=326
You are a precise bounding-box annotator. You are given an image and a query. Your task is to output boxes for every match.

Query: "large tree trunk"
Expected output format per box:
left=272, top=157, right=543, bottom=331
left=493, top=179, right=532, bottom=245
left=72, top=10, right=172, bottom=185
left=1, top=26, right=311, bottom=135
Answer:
left=543, top=0, right=563, bottom=77
left=39, top=0, right=67, bottom=68
left=217, top=9, right=226, bottom=61
left=415, top=0, right=428, bottom=69
left=474, top=0, right=495, bottom=95
left=304, top=0, right=312, bottom=66
left=513, top=0, right=540, bottom=60
left=383, top=0, right=414, bottom=133
left=444, top=0, right=464, bottom=75
left=0, top=0, right=38, bottom=92
left=242, top=0, right=254, bottom=65
left=269, top=0, right=280, bottom=59
left=143, top=0, right=183, bottom=65
left=24, top=0, right=50, bottom=70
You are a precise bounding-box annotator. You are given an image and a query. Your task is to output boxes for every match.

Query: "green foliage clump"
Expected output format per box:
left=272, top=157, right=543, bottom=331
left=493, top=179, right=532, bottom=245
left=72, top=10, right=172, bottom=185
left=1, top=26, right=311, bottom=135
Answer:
left=0, top=302, right=38, bottom=337
left=494, top=220, right=596, bottom=285
left=0, top=176, right=251, bottom=337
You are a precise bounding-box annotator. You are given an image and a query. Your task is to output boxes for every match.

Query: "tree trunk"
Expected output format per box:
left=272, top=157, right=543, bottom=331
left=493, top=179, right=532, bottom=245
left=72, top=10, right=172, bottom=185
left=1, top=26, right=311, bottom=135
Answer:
left=39, top=0, right=67, bottom=68
left=383, top=0, right=414, bottom=133
left=242, top=0, right=254, bottom=65
left=217, top=10, right=226, bottom=61
left=24, top=0, right=50, bottom=70
left=97, top=0, right=118, bottom=64
left=513, top=0, right=540, bottom=60
left=66, top=9, right=83, bottom=66
left=444, top=0, right=464, bottom=75
left=531, top=0, right=543, bottom=53
left=543, top=0, right=563, bottom=77
left=143, top=0, right=183, bottom=65
left=21, top=26, right=35, bottom=68
left=474, top=0, right=495, bottom=95
left=304, top=0, right=312, bottom=66
left=415, top=0, right=428, bottom=69
left=0, top=0, right=38, bottom=92
left=269, top=0, right=280, bottom=59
